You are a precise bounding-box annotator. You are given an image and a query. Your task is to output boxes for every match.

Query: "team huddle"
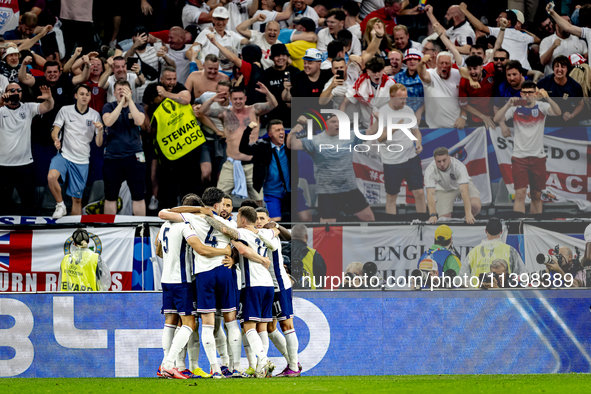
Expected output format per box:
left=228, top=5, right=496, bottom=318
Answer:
left=155, top=187, right=299, bottom=379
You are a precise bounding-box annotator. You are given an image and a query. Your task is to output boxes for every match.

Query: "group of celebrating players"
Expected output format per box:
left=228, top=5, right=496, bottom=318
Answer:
left=154, top=187, right=300, bottom=379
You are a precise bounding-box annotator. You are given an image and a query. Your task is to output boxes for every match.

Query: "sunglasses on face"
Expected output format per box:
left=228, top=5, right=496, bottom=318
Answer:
left=493, top=57, right=507, bottom=61
left=7, top=88, right=22, bottom=93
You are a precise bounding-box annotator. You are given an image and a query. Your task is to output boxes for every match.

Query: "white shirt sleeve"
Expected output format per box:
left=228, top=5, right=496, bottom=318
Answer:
left=257, top=229, right=280, bottom=251
left=455, top=161, right=470, bottom=184
left=181, top=223, right=198, bottom=241
left=53, top=107, right=66, bottom=128
left=539, top=36, right=553, bottom=59
left=504, top=106, right=517, bottom=121
left=316, top=29, right=329, bottom=52
left=28, top=103, right=41, bottom=117
left=424, top=163, right=436, bottom=188
left=538, top=101, right=551, bottom=115
left=488, top=27, right=499, bottom=37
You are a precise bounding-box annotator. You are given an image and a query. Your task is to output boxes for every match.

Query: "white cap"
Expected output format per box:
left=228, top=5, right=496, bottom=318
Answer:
left=584, top=223, right=591, bottom=242
left=212, top=7, right=229, bottom=19
left=302, top=48, right=323, bottom=62
left=3, top=47, right=19, bottom=59
left=509, top=9, right=525, bottom=24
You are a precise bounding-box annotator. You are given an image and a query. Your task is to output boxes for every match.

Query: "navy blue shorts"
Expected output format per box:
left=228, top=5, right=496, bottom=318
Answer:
left=195, top=265, right=237, bottom=314
left=383, top=155, right=424, bottom=196
left=239, top=286, right=274, bottom=323
left=161, top=282, right=195, bottom=316
left=273, top=288, right=294, bottom=321
left=264, top=194, right=285, bottom=219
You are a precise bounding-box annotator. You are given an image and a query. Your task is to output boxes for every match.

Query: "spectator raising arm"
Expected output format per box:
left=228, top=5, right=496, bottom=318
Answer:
left=98, top=57, right=113, bottom=90
left=38, top=86, right=54, bottom=115
left=18, top=56, right=35, bottom=87
left=208, top=33, right=243, bottom=68
left=253, top=82, right=278, bottom=115
left=547, top=3, right=582, bottom=37
left=285, top=116, right=307, bottom=151
left=458, top=3, right=489, bottom=34
left=72, top=55, right=92, bottom=86
left=125, top=88, right=146, bottom=126
left=156, top=84, right=191, bottom=105
left=417, top=54, right=431, bottom=84
left=63, top=47, right=83, bottom=74
left=237, top=14, right=266, bottom=39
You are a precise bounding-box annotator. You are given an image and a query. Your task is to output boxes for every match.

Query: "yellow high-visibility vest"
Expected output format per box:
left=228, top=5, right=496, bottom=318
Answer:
left=152, top=98, right=206, bottom=161
left=302, top=247, right=318, bottom=290
left=59, top=250, right=100, bottom=291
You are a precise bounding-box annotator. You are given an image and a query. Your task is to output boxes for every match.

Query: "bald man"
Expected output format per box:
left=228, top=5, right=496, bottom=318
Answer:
left=166, top=26, right=193, bottom=84
left=237, top=14, right=282, bottom=69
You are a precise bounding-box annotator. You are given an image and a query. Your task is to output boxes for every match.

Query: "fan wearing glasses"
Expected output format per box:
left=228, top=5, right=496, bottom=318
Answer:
left=0, top=83, right=54, bottom=215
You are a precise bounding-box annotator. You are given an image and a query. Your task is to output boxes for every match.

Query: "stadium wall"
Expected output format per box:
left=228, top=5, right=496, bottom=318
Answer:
left=1, top=290, right=590, bottom=377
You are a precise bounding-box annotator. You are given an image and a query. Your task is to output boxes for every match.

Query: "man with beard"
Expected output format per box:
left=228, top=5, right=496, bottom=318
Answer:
left=99, top=56, right=145, bottom=103
left=48, top=85, right=103, bottom=219
left=239, top=119, right=291, bottom=221
left=264, top=44, right=299, bottom=125
left=194, top=7, right=248, bottom=66
left=200, top=84, right=278, bottom=204
left=124, top=26, right=176, bottom=102
left=237, top=15, right=282, bottom=69
left=220, top=193, right=234, bottom=221
left=316, top=9, right=362, bottom=56
left=1, top=46, right=32, bottom=83
left=185, top=54, right=230, bottom=101
left=0, top=83, right=54, bottom=215
left=537, top=56, right=584, bottom=126
left=540, top=13, right=587, bottom=76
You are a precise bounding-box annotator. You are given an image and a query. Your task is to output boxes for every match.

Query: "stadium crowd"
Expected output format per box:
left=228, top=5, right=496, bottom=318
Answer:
left=0, top=0, right=590, bottom=223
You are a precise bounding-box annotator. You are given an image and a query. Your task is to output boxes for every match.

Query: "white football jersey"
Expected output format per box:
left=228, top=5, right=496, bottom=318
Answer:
left=158, top=221, right=196, bottom=284
left=258, top=229, right=291, bottom=292
left=237, top=228, right=273, bottom=288
left=181, top=213, right=232, bottom=274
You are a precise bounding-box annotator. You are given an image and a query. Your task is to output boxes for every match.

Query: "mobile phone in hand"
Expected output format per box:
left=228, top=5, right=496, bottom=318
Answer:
left=284, top=71, right=290, bottom=83
left=336, top=70, right=345, bottom=80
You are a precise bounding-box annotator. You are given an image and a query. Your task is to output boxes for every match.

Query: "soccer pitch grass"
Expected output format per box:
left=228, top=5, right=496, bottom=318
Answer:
left=3, top=374, right=590, bottom=394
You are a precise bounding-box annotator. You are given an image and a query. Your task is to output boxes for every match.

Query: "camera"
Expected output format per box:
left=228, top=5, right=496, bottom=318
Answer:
left=536, top=245, right=564, bottom=265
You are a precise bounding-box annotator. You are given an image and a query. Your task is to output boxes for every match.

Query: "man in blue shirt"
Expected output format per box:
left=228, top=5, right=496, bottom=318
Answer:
left=3, top=12, right=41, bottom=55
left=102, top=80, right=146, bottom=216
left=537, top=55, right=584, bottom=127
left=394, top=48, right=424, bottom=119
left=239, top=119, right=291, bottom=221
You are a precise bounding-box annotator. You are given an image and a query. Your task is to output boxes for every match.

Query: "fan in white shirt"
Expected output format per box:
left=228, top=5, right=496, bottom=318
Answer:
left=539, top=16, right=588, bottom=76
left=252, top=0, right=293, bottom=32
left=316, top=9, right=362, bottom=56
left=48, top=85, right=103, bottom=219
left=194, top=7, right=249, bottom=68
left=458, top=3, right=540, bottom=70
left=282, top=0, right=319, bottom=29
left=99, top=56, right=145, bottom=103
left=182, top=0, right=214, bottom=31
left=237, top=14, right=282, bottom=69
left=547, top=4, right=591, bottom=68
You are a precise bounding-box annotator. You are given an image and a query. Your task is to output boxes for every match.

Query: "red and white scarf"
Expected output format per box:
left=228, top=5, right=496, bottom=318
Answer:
left=353, top=73, right=396, bottom=106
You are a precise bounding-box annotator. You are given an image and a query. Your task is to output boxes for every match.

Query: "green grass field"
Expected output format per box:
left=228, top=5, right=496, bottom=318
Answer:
left=3, top=374, right=590, bottom=394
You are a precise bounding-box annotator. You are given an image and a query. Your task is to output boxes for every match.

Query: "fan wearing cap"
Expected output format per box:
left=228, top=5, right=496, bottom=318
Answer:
left=237, top=13, right=282, bottom=69
left=394, top=48, right=424, bottom=115
left=0, top=46, right=32, bottom=84
left=59, top=229, right=111, bottom=292
left=123, top=26, right=176, bottom=102
left=458, top=218, right=526, bottom=287
left=539, top=13, right=587, bottom=77
left=537, top=55, right=584, bottom=126
left=283, top=48, right=332, bottom=100
left=194, top=7, right=249, bottom=70
left=417, top=225, right=461, bottom=277
left=287, top=113, right=375, bottom=222
left=459, top=4, right=539, bottom=70
left=263, top=43, right=299, bottom=125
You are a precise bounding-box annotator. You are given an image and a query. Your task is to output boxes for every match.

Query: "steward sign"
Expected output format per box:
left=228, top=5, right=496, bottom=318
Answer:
left=152, top=99, right=206, bottom=160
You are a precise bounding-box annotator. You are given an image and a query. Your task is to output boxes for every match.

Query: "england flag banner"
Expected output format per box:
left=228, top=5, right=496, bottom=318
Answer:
left=0, top=227, right=135, bottom=292
left=353, top=127, right=492, bottom=205
left=489, top=127, right=591, bottom=209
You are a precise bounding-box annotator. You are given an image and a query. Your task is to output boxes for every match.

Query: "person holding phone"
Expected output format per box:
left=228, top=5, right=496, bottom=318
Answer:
left=319, top=57, right=351, bottom=108
left=494, top=81, right=561, bottom=214
left=99, top=55, right=145, bottom=104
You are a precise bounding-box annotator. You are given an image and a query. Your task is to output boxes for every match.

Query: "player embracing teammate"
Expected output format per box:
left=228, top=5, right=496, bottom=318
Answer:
left=156, top=187, right=301, bottom=379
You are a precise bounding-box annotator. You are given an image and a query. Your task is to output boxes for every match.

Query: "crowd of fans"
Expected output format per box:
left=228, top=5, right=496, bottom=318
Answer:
left=0, top=0, right=590, bottom=221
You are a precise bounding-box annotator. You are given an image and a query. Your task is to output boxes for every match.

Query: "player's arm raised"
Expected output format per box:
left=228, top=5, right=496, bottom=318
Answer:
left=257, top=228, right=280, bottom=251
